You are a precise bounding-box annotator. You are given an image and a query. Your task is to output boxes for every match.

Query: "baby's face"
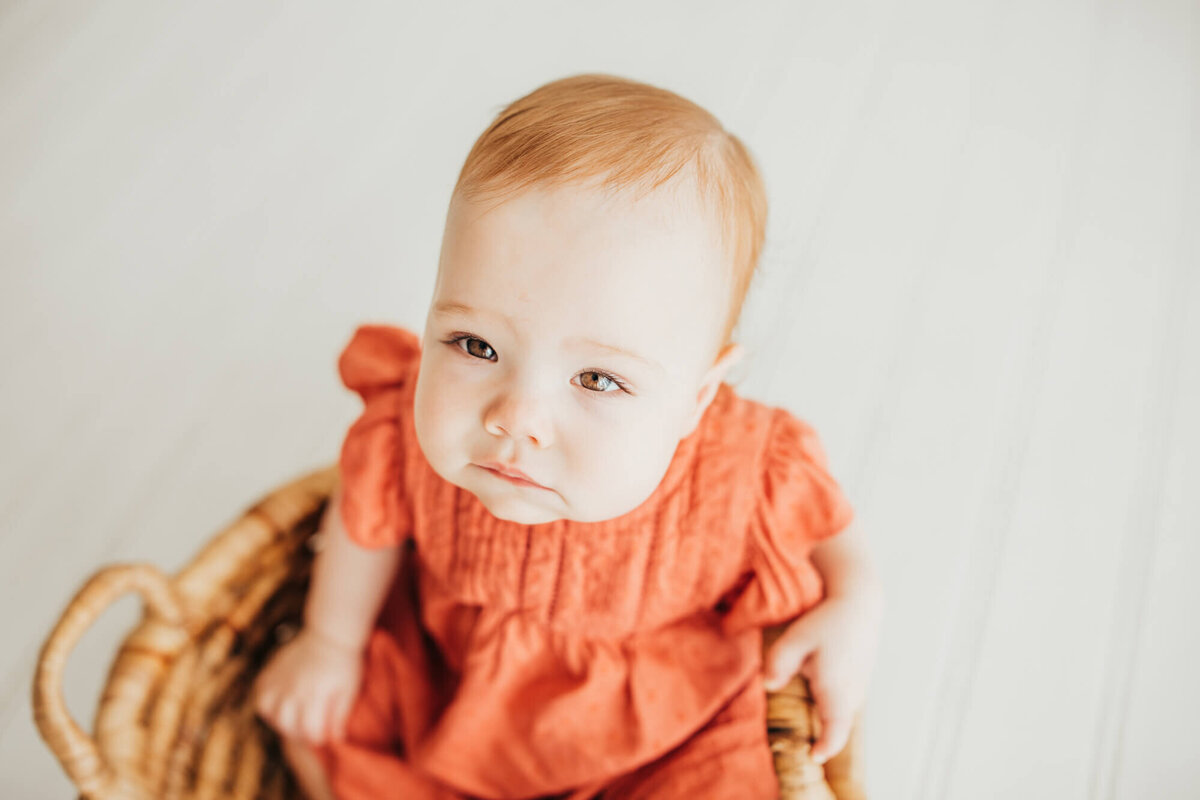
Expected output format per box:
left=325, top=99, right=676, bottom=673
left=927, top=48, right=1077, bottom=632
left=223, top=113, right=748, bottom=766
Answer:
left=413, top=178, right=741, bottom=525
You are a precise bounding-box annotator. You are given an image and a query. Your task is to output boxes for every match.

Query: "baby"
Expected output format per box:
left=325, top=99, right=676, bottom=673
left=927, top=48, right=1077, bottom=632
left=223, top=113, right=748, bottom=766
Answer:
left=254, top=74, right=883, bottom=799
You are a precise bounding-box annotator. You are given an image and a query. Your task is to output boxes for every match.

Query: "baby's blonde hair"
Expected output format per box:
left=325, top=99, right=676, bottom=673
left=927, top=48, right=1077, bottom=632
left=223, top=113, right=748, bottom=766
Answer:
left=452, top=73, right=767, bottom=350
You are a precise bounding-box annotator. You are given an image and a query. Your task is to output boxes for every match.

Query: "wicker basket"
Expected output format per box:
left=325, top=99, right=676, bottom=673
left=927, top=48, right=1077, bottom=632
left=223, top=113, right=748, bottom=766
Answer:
left=32, top=466, right=866, bottom=799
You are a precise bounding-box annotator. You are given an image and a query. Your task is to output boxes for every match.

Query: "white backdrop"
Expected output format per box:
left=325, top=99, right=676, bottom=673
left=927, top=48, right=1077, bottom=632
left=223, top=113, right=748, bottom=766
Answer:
left=2, top=1, right=1197, bottom=797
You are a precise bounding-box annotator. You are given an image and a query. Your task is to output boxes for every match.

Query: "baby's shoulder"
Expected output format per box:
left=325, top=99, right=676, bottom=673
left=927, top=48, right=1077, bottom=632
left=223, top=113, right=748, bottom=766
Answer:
left=693, top=384, right=843, bottom=519
left=337, top=323, right=422, bottom=398
left=700, top=384, right=787, bottom=465
left=336, top=323, right=423, bottom=549
left=676, top=385, right=780, bottom=524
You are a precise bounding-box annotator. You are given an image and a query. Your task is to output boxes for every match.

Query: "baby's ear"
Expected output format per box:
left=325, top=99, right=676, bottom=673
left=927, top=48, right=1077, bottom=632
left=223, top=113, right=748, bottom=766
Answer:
left=682, top=343, right=745, bottom=436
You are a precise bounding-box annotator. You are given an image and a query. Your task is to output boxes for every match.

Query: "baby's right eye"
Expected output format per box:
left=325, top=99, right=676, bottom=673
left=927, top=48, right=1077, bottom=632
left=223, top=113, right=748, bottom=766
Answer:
left=446, top=335, right=497, bottom=362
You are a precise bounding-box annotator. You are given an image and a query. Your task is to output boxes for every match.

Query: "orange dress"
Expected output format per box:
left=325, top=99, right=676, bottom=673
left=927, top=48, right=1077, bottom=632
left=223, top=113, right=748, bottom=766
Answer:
left=313, top=324, right=855, bottom=800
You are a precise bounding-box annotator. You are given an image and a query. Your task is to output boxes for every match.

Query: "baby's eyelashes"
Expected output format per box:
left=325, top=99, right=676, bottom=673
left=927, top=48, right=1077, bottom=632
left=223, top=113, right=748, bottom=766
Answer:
left=574, top=371, right=625, bottom=394
left=445, top=334, right=497, bottom=361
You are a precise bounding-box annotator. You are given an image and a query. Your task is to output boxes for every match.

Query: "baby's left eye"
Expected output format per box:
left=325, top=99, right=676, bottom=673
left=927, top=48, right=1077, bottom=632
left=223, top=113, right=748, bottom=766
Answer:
left=445, top=335, right=497, bottom=361
left=575, top=371, right=623, bottom=393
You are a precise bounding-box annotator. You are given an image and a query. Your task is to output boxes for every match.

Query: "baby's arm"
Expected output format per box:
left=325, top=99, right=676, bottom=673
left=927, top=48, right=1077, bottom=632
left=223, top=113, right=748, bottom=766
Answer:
left=304, top=483, right=403, bottom=651
left=809, top=521, right=882, bottom=608
left=763, top=521, right=883, bottom=764
left=254, top=484, right=402, bottom=744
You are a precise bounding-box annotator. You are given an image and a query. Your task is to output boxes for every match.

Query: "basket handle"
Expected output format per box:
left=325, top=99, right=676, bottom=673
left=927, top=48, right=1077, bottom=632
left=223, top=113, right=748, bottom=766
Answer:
left=32, top=563, right=185, bottom=799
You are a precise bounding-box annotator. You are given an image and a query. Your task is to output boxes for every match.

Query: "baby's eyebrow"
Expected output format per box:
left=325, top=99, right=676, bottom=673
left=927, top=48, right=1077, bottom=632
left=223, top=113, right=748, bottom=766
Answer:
left=568, top=336, right=664, bottom=374
left=434, top=300, right=494, bottom=319
left=433, top=301, right=515, bottom=332
left=432, top=301, right=663, bottom=374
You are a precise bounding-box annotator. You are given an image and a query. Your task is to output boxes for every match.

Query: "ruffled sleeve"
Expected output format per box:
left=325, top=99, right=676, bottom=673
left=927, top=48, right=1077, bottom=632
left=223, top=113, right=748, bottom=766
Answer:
left=719, top=410, right=855, bottom=634
left=336, top=324, right=421, bottom=549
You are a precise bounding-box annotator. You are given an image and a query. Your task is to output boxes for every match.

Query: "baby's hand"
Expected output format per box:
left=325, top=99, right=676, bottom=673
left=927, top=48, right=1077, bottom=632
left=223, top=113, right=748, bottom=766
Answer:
left=762, top=593, right=883, bottom=764
left=253, top=626, right=364, bottom=745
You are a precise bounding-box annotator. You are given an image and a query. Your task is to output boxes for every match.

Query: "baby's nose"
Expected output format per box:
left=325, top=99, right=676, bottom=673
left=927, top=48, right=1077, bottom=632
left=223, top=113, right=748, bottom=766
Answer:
left=483, top=391, right=554, bottom=448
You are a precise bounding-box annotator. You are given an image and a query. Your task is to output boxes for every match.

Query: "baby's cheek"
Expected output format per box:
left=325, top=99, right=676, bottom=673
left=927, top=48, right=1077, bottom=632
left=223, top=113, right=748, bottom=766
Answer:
left=610, top=423, right=677, bottom=507
left=413, top=386, right=454, bottom=467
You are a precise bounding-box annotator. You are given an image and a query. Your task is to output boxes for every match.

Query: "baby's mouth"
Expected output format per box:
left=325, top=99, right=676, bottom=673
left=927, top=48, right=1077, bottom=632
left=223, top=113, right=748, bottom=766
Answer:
left=475, top=462, right=552, bottom=491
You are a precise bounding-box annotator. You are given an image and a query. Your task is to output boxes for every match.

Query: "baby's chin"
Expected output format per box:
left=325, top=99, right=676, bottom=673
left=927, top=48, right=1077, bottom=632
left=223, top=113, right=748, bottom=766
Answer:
left=471, top=489, right=565, bottom=527
left=467, top=478, right=632, bottom=527
left=475, top=485, right=658, bottom=527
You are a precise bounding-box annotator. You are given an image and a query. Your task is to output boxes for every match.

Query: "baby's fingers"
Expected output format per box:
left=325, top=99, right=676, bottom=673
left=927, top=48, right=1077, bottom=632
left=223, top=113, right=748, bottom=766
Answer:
left=763, top=622, right=817, bottom=691
left=326, top=689, right=353, bottom=742
left=253, top=680, right=282, bottom=728
left=808, top=679, right=851, bottom=765
left=274, top=697, right=302, bottom=740
left=252, top=656, right=291, bottom=717
left=299, top=693, right=332, bottom=745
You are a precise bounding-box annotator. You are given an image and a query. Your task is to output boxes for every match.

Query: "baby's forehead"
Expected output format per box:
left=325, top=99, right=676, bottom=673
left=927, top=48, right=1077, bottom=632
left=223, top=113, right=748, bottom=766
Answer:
left=448, top=185, right=724, bottom=276
left=437, top=207, right=729, bottom=368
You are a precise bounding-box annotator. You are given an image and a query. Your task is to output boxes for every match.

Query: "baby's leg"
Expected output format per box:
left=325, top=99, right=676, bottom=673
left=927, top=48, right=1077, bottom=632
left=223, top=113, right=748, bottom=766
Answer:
left=281, top=735, right=337, bottom=800
left=596, top=682, right=778, bottom=800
